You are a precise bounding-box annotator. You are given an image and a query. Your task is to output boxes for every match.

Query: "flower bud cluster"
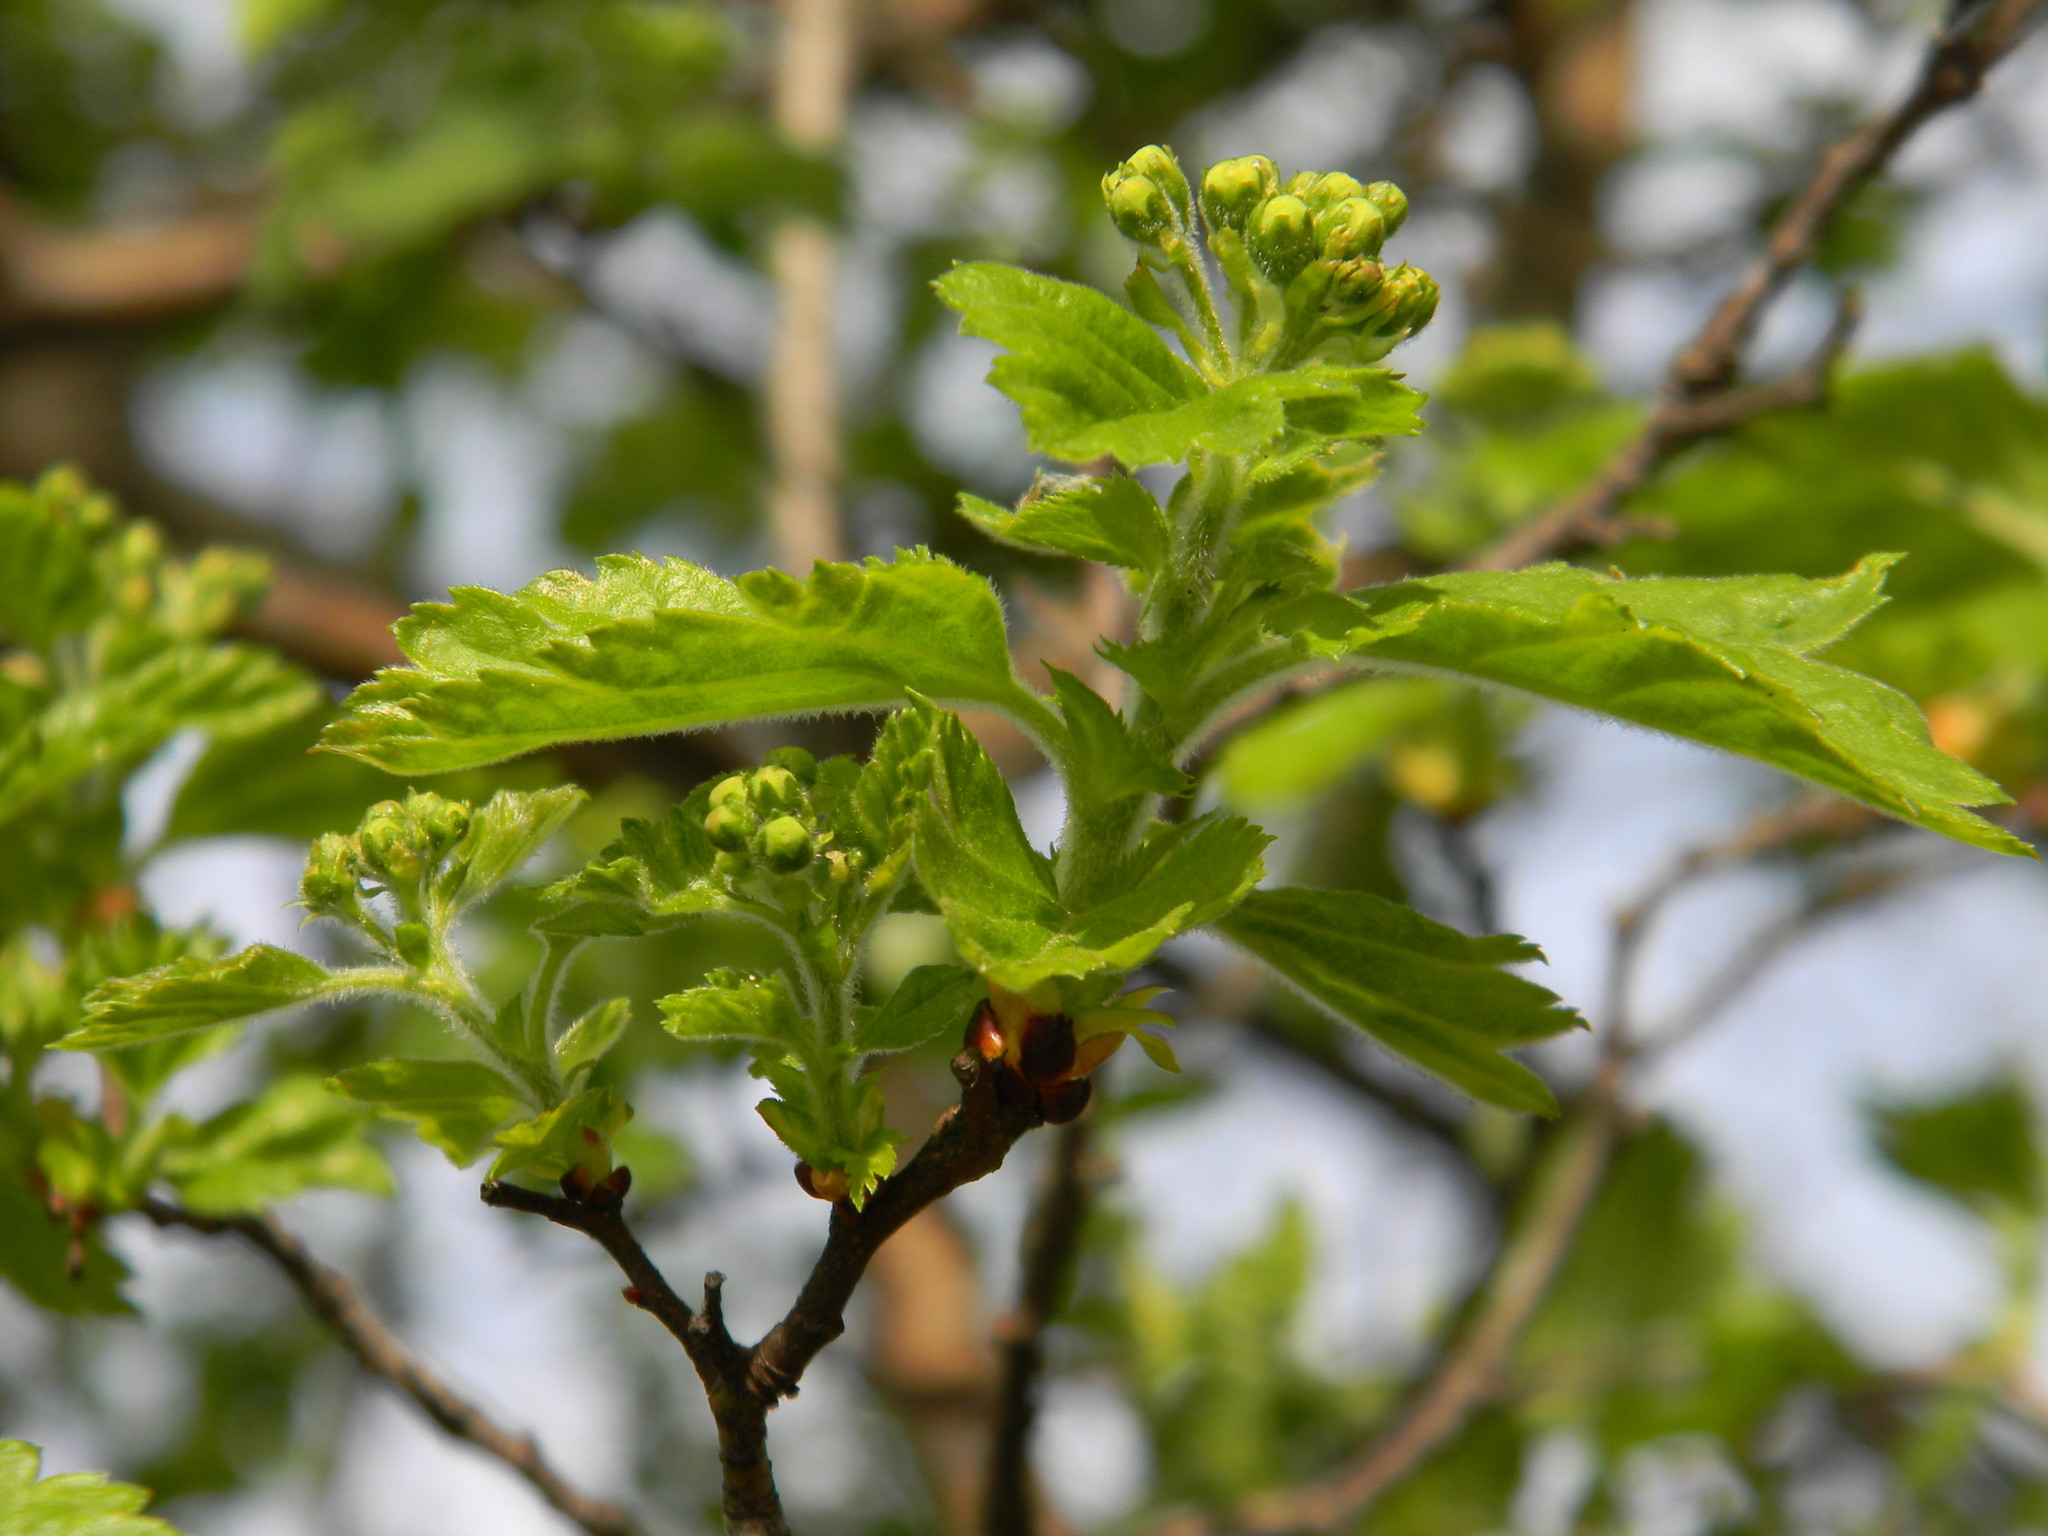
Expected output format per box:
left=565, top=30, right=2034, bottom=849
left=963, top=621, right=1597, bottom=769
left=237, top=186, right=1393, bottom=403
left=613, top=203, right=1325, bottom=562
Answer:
left=1107, top=147, right=1437, bottom=370
left=701, top=748, right=837, bottom=883
left=299, top=790, right=473, bottom=932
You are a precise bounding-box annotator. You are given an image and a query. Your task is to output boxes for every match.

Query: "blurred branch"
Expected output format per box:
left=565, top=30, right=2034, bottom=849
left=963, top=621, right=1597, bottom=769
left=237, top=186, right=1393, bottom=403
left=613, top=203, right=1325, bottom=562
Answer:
left=765, top=0, right=857, bottom=572
left=1471, top=0, right=2046, bottom=570
left=1148, top=798, right=1886, bottom=1536
left=485, top=1046, right=1046, bottom=1536
left=139, top=1198, right=653, bottom=1536
left=0, top=192, right=253, bottom=335
left=983, top=1118, right=1095, bottom=1536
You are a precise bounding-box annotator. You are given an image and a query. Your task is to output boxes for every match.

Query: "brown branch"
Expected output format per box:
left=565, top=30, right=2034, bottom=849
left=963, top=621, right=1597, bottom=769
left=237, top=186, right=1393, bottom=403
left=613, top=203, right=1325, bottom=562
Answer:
left=0, top=192, right=254, bottom=334
left=1469, top=0, right=2045, bottom=571
left=138, top=1198, right=653, bottom=1536
left=484, top=1049, right=1046, bottom=1536
left=983, top=1119, right=1096, bottom=1536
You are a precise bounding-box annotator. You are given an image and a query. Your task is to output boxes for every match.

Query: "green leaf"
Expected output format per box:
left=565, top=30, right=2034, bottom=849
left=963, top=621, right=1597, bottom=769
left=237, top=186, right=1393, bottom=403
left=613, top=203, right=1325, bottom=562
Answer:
left=854, top=964, right=983, bottom=1055
left=541, top=796, right=730, bottom=938
left=1048, top=670, right=1190, bottom=809
left=490, top=1086, right=630, bottom=1182
left=445, top=786, right=587, bottom=906
left=1215, top=887, right=1580, bottom=1115
left=1216, top=677, right=1446, bottom=809
left=164, top=705, right=403, bottom=843
left=957, top=474, right=1170, bottom=569
left=327, top=1059, right=526, bottom=1166
left=915, top=712, right=1267, bottom=987
left=161, top=1077, right=392, bottom=1213
left=554, top=998, right=631, bottom=1079
left=1306, top=558, right=2028, bottom=856
left=323, top=551, right=1051, bottom=775
left=934, top=264, right=1423, bottom=467
left=0, top=1439, right=183, bottom=1535
left=0, top=1172, right=130, bottom=1316
left=0, top=646, right=318, bottom=826
left=1873, top=1079, right=2041, bottom=1214
left=61, top=947, right=344, bottom=1052
left=659, top=970, right=804, bottom=1048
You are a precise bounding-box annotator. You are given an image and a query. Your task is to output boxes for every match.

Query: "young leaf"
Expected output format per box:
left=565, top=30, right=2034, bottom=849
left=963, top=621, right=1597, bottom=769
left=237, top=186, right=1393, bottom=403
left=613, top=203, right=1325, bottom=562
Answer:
left=323, top=551, right=1052, bottom=774
left=327, top=1059, right=527, bottom=1166
left=915, top=711, right=1267, bottom=987
left=0, top=1439, right=183, bottom=1536
left=854, top=964, right=983, bottom=1055
left=957, top=474, right=1170, bottom=570
left=1304, top=558, right=2028, bottom=856
left=934, top=265, right=1424, bottom=466
left=490, top=1086, right=631, bottom=1182
left=1048, top=670, right=1190, bottom=808
left=554, top=997, right=632, bottom=1079
left=445, top=786, right=587, bottom=906
left=659, top=970, right=804, bottom=1048
left=161, top=1077, right=393, bottom=1213
left=60, top=947, right=345, bottom=1052
left=1215, top=887, right=1580, bottom=1115
left=540, top=796, right=731, bottom=938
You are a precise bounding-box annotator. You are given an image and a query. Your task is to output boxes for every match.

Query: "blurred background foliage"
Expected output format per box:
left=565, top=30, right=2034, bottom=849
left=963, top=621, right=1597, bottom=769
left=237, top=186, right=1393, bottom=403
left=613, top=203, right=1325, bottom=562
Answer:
left=4, top=0, right=2048, bottom=1534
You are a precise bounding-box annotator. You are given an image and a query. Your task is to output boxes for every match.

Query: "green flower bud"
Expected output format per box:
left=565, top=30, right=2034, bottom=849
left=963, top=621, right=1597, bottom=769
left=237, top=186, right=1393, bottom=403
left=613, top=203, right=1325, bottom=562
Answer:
left=416, top=796, right=470, bottom=850
left=704, top=803, right=753, bottom=851
left=762, top=746, right=818, bottom=786
left=1315, top=197, right=1386, bottom=260
left=1302, top=171, right=1366, bottom=211
left=358, top=804, right=418, bottom=884
left=1384, top=265, right=1440, bottom=331
left=1105, top=172, right=1174, bottom=244
left=1364, top=181, right=1409, bottom=237
left=714, top=849, right=751, bottom=879
left=1281, top=171, right=1319, bottom=198
left=1248, top=195, right=1316, bottom=284
left=1122, top=144, right=1193, bottom=218
left=300, top=833, right=359, bottom=911
left=710, top=776, right=749, bottom=813
left=393, top=921, right=434, bottom=969
left=1328, top=258, right=1386, bottom=310
left=1201, top=156, right=1277, bottom=231
left=760, top=816, right=814, bottom=874
left=750, top=766, right=802, bottom=814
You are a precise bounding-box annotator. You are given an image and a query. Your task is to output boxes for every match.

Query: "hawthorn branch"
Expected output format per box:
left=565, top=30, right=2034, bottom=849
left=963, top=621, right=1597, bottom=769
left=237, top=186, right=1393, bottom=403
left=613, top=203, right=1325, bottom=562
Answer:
left=484, top=1050, right=1045, bottom=1536
left=983, top=1119, right=1096, bottom=1536
left=138, top=1198, right=652, bottom=1536
left=1470, top=0, right=2046, bottom=571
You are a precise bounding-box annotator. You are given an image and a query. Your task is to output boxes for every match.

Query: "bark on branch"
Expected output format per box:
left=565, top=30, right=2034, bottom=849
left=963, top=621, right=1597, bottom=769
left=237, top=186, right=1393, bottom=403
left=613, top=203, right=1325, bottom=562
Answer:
left=484, top=1048, right=1046, bottom=1535
left=138, top=1198, right=652, bottom=1536
left=1470, top=0, right=2045, bottom=571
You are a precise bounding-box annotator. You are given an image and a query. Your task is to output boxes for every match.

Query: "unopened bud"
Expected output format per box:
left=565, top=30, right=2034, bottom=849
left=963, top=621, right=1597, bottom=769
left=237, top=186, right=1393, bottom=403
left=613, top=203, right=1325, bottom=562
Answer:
left=762, top=746, right=818, bottom=786
left=795, top=1163, right=850, bottom=1202
left=1123, top=144, right=1192, bottom=217
left=1383, top=265, right=1440, bottom=332
left=714, top=850, right=750, bottom=878
left=704, top=803, right=753, bottom=852
left=1105, top=173, right=1173, bottom=244
left=417, top=796, right=470, bottom=849
left=1364, top=181, right=1409, bottom=237
left=1248, top=195, right=1316, bottom=283
left=1315, top=197, right=1386, bottom=260
left=1017, top=1012, right=1077, bottom=1085
left=301, top=833, right=358, bottom=910
left=1304, top=171, right=1366, bottom=211
left=1329, top=258, right=1387, bottom=310
left=750, top=766, right=802, bottom=814
left=966, top=1000, right=1005, bottom=1060
left=709, top=776, right=749, bottom=813
left=1036, top=1076, right=1093, bottom=1125
left=358, top=807, right=419, bottom=884
left=1201, top=155, right=1276, bottom=231
left=760, top=816, right=814, bottom=874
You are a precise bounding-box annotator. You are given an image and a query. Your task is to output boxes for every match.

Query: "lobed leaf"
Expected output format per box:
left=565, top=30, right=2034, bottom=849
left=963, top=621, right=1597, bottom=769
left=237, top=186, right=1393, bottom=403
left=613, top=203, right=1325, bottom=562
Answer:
left=0, top=1439, right=183, bottom=1535
left=490, top=1086, right=630, bottom=1182
left=957, top=474, right=1170, bottom=570
left=1303, top=558, right=2028, bottom=856
left=323, top=551, right=1050, bottom=774
left=659, top=970, right=805, bottom=1049
left=161, top=1077, right=392, bottom=1213
left=1215, top=887, right=1580, bottom=1115
left=327, top=1058, right=527, bottom=1166
left=61, top=946, right=344, bottom=1052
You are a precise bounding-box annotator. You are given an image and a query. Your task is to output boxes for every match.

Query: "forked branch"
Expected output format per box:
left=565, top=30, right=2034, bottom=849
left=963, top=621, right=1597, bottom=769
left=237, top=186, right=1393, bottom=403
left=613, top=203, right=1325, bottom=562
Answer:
left=139, top=1198, right=651, bottom=1536
left=1471, top=0, right=2046, bottom=570
left=484, top=1048, right=1046, bottom=1535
